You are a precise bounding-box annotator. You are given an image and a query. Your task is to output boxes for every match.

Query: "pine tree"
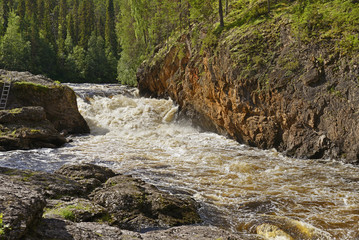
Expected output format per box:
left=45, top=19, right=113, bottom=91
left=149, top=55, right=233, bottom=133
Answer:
left=79, top=0, right=95, bottom=48
left=17, top=0, right=26, bottom=32
left=41, top=0, right=55, bottom=46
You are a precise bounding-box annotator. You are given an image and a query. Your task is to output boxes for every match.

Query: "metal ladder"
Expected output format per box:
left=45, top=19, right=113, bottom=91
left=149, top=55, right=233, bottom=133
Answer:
left=0, top=80, right=11, bottom=110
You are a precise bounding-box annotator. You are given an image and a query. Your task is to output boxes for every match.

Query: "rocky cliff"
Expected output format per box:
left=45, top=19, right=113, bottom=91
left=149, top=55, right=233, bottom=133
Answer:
left=138, top=16, right=359, bottom=163
left=0, top=70, right=89, bottom=150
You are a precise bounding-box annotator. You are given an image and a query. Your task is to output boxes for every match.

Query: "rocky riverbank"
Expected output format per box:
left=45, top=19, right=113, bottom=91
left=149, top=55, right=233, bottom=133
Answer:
left=137, top=16, right=359, bottom=163
left=0, top=163, right=243, bottom=240
left=0, top=70, right=89, bottom=151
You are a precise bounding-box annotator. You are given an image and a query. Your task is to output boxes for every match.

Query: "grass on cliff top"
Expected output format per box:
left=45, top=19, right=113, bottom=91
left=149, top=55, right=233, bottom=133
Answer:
left=200, top=0, right=358, bottom=57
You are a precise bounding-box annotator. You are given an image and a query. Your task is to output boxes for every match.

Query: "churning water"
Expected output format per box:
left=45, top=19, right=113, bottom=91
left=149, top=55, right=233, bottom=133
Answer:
left=1, top=84, right=359, bottom=239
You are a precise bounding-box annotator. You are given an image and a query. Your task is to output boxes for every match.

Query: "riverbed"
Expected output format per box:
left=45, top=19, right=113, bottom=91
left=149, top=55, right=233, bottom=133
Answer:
left=1, top=84, right=358, bottom=239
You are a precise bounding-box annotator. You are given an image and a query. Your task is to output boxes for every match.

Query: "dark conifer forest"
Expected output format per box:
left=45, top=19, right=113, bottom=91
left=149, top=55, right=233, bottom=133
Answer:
left=0, top=0, right=218, bottom=84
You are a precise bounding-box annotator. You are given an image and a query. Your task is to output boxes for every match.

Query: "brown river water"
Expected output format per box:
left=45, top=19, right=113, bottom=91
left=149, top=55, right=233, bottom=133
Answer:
left=1, top=84, right=358, bottom=239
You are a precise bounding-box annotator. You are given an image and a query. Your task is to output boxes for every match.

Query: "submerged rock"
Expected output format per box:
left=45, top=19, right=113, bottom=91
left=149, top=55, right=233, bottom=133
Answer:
left=0, top=70, right=89, bottom=151
left=254, top=215, right=332, bottom=240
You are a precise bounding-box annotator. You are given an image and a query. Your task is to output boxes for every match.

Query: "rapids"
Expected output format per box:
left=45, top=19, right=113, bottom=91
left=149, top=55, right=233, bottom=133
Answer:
left=1, top=83, right=359, bottom=239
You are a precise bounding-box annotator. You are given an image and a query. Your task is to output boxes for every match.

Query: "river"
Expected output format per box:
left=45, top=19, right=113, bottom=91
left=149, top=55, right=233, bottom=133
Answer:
left=1, top=84, right=358, bottom=239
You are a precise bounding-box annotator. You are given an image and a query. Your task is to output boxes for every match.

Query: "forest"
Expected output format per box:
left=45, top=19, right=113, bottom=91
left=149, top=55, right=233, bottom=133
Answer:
left=0, top=0, right=358, bottom=84
left=0, top=0, right=225, bottom=84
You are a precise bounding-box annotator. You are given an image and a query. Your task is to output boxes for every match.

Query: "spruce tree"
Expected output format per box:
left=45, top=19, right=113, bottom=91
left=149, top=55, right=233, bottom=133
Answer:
left=1, top=0, right=10, bottom=35
left=105, top=0, right=117, bottom=55
left=58, top=0, right=68, bottom=54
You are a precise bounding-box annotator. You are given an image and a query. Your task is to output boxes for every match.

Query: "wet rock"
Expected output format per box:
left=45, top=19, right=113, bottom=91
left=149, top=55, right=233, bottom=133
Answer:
left=55, top=163, right=116, bottom=192
left=90, top=174, right=202, bottom=231
left=0, top=175, right=46, bottom=239
left=141, top=225, right=242, bottom=240
left=0, top=107, right=67, bottom=150
left=0, top=167, right=86, bottom=199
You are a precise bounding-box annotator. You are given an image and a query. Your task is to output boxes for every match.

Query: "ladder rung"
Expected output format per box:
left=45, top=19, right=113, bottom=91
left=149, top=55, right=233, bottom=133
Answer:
left=0, top=80, right=11, bottom=110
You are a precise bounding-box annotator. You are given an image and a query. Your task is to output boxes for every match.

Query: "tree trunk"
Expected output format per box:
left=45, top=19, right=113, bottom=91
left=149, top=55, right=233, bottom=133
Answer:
left=219, top=0, right=224, bottom=27
left=225, top=0, right=229, bottom=16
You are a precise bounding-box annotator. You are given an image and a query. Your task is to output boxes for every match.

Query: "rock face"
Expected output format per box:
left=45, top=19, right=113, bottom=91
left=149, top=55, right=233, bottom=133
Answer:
left=0, top=107, right=67, bottom=150
left=137, top=20, right=359, bottom=163
left=0, top=70, right=89, bottom=150
left=0, top=164, right=223, bottom=240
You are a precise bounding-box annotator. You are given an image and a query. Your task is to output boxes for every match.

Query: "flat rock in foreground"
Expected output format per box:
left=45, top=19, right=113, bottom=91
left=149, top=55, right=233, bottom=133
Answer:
left=1, top=164, right=239, bottom=240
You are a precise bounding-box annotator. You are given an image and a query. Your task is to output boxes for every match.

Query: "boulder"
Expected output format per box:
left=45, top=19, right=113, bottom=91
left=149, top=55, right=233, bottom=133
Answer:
left=0, top=175, right=46, bottom=239
left=90, top=174, right=202, bottom=231
left=55, top=164, right=116, bottom=192
left=0, top=70, right=89, bottom=134
left=0, top=70, right=89, bottom=151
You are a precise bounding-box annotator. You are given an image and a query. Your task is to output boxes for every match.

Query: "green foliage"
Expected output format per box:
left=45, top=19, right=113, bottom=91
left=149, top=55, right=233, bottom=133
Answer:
left=200, top=26, right=219, bottom=55
left=0, top=213, right=10, bottom=235
left=0, top=11, right=30, bottom=71
left=291, top=0, right=359, bottom=55
left=0, top=213, right=4, bottom=235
